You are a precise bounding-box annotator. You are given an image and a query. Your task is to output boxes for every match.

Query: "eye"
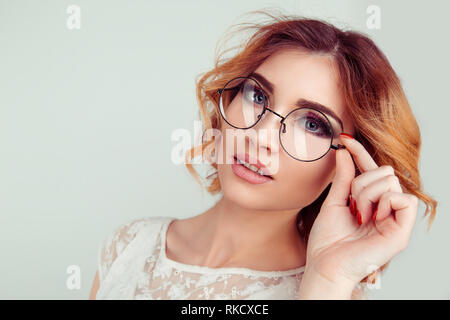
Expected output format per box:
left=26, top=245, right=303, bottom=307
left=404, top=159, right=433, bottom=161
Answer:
left=242, top=83, right=266, bottom=107
left=305, top=119, right=319, bottom=131
left=295, top=113, right=332, bottom=138
left=252, top=87, right=266, bottom=106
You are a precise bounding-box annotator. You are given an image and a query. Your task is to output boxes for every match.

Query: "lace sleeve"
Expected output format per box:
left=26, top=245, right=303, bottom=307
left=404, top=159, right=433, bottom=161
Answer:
left=97, top=217, right=150, bottom=285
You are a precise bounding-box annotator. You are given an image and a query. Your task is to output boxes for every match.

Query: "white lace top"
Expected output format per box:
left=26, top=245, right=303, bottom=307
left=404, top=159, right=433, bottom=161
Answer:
left=95, top=216, right=306, bottom=300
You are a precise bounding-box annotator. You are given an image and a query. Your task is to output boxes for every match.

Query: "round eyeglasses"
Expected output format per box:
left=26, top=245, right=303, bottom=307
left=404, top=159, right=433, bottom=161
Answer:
left=217, top=76, right=346, bottom=162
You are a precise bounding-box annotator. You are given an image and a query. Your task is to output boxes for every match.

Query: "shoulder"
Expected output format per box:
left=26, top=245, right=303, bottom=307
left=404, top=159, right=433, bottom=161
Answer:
left=103, top=215, right=174, bottom=253
left=97, top=215, right=174, bottom=283
left=110, top=215, right=172, bottom=240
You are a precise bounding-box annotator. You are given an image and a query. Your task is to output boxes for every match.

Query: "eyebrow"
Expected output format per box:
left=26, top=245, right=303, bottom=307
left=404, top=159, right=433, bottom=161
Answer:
left=248, top=71, right=344, bottom=131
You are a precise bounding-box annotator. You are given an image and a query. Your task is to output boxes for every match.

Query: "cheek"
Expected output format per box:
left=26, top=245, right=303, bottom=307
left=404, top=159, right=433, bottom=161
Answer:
left=213, top=125, right=337, bottom=210
left=216, top=149, right=336, bottom=211
left=274, top=151, right=336, bottom=207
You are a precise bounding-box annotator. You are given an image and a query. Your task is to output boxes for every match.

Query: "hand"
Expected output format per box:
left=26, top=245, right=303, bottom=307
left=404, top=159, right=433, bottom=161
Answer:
left=299, top=133, right=419, bottom=298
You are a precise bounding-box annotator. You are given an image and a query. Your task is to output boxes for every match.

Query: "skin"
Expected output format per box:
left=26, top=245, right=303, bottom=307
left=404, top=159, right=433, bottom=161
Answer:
left=89, top=272, right=99, bottom=300
left=160, top=49, right=355, bottom=274
left=298, top=137, right=418, bottom=299
left=89, top=48, right=419, bottom=299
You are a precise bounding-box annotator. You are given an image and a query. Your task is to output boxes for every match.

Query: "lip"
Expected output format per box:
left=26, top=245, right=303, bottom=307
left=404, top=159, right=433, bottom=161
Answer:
left=234, top=153, right=273, bottom=177
left=231, top=153, right=274, bottom=184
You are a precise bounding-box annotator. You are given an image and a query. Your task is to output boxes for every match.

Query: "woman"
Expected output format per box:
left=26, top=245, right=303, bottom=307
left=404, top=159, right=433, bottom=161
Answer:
left=89, top=10, right=437, bottom=300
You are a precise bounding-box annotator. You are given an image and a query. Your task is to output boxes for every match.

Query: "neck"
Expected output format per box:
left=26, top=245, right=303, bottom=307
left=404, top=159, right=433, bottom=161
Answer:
left=193, top=195, right=306, bottom=269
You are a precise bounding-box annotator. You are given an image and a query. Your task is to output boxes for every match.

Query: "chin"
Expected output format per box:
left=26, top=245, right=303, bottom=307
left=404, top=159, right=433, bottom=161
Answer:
left=223, top=189, right=276, bottom=211
left=218, top=171, right=278, bottom=210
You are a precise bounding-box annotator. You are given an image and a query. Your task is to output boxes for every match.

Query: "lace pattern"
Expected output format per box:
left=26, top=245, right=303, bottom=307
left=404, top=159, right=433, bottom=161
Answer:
left=96, top=216, right=306, bottom=300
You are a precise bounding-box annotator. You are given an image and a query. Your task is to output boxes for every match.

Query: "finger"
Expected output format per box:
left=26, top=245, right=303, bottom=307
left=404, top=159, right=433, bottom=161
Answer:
left=339, top=133, right=378, bottom=173
left=348, top=165, right=397, bottom=219
left=355, top=174, right=403, bottom=225
left=322, top=147, right=355, bottom=209
left=376, top=192, right=419, bottom=230
left=350, top=165, right=396, bottom=197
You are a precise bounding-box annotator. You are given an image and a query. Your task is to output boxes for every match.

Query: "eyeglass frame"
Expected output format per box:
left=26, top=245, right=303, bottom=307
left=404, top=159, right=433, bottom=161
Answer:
left=216, top=76, right=347, bottom=162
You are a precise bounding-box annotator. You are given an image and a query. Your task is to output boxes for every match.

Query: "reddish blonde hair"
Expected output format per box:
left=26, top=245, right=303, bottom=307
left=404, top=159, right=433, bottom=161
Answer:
left=185, top=9, right=437, bottom=299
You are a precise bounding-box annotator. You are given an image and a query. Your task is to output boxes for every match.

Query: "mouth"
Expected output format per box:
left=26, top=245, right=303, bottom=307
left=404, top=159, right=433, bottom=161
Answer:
left=231, top=154, right=274, bottom=183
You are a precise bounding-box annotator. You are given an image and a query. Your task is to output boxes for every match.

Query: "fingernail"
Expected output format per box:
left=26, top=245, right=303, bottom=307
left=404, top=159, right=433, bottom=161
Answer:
left=340, top=133, right=355, bottom=140
left=356, top=210, right=362, bottom=225
left=372, top=208, right=378, bottom=222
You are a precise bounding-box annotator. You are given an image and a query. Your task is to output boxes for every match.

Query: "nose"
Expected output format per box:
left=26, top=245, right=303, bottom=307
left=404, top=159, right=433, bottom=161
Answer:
left=247, top=109, right=283, bottom=154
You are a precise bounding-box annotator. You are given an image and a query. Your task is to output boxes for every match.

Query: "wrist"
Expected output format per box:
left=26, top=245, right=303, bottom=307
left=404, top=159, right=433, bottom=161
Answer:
left=298, top=266, right=357, bottom=300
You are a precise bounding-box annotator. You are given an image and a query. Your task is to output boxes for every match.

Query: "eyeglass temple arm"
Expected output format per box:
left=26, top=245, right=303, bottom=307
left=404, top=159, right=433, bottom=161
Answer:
left=330, top=144, right=346, bottom=150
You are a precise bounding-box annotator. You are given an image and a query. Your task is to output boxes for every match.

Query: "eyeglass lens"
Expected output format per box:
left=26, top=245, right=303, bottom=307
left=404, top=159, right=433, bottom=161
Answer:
left=219, top=77, right=342, bottom=161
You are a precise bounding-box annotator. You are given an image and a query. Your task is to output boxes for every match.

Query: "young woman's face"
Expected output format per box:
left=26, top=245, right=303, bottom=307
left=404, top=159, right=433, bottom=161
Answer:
left=215, top=48, right=355, bottom=211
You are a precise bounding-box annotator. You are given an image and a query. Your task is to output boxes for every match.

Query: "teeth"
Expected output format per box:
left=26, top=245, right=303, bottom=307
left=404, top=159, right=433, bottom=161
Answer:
left=236, top=158, right=267, bottom=176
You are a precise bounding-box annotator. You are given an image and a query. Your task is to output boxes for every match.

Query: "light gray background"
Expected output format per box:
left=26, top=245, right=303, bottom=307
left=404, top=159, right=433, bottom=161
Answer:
left=0, top=0, right=448, bottom=299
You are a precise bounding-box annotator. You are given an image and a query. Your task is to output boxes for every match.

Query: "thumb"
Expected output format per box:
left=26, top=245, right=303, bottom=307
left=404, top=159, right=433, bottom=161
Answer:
left=322, top=148, right=355, bottom=209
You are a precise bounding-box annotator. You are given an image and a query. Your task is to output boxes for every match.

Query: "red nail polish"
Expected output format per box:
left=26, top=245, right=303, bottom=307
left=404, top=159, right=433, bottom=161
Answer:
left=357, top=210, right=362, bottom=225
left=352, top=198, right=357, bottom=216
left=340, top=133, right=355, bottom=140
left=372, top=208, right=378, bottom=222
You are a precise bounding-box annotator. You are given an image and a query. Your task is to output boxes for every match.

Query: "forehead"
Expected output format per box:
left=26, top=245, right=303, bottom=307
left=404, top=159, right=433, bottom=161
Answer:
left=253, top=48, right=352, bottom=133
